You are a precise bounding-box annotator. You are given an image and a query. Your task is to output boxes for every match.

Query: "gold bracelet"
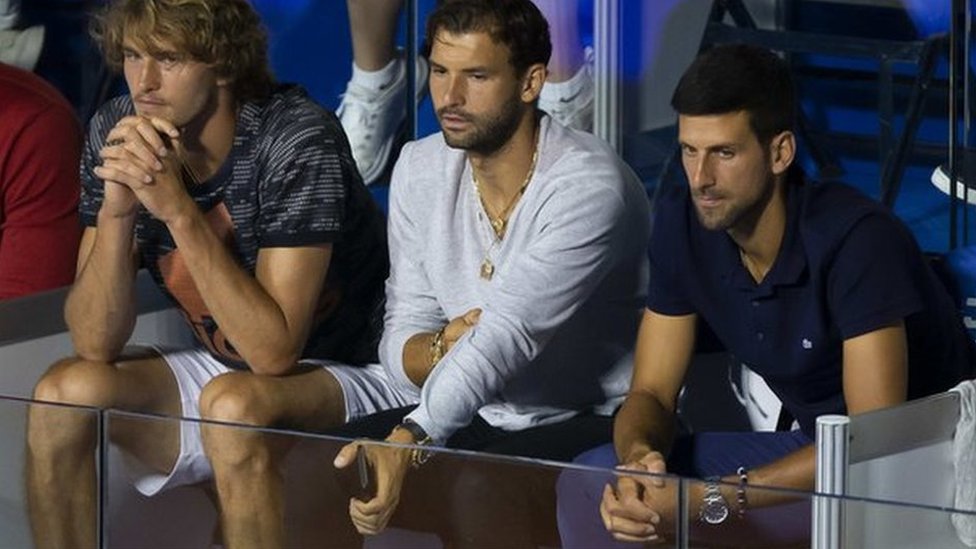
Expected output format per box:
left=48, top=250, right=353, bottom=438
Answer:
left=398, top=419, right=433, bottom=468
left=429, top=328, right=446, bottom=368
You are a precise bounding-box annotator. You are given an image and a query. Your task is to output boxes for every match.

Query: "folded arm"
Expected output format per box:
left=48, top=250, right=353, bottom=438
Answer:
left=407, top=180, right=634, bottom=443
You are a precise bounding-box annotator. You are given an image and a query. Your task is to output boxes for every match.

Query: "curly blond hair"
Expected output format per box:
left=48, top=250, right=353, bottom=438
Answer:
left=92, top=0, right=275, bottom=103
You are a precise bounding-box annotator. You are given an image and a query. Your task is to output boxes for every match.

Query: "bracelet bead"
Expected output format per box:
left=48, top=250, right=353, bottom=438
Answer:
left=735, top=466, right=749, bottom=518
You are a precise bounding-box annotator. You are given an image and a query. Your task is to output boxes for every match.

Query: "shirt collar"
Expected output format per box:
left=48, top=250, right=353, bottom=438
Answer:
left=725, top=167, right=809, bottom=294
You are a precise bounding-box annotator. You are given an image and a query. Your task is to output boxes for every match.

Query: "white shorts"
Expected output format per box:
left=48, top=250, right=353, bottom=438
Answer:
left=127, top=346, right=416, bottom=496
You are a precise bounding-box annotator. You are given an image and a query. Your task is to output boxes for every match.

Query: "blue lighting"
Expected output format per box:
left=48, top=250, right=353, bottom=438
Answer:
left=251, top=0, right=315, bottom=30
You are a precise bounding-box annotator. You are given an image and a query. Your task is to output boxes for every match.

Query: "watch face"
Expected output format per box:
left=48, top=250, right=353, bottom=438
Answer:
left=702, top=498, right=730, bottom=525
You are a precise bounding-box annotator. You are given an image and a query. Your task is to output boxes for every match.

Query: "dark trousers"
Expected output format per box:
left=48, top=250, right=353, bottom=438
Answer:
left=556, top=430, right=813, bottom=548
left=327, top=406, right=615, bottom=548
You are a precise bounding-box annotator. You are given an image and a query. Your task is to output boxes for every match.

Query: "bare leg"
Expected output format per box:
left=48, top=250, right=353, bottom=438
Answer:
left=26, top=348, right=182, bottom=548
left=199, top=367, right=348, bottom=549
left=340, top=0, right=411, bottom=185
left=532, top=0, right=593, bottom=131
left=0, top=0, right=43, bottom=71
left=533, top=0, right=585, bottom=82
left=347, top=0, right=404, bottom=71
left=0, top=0, right=20, bottom=30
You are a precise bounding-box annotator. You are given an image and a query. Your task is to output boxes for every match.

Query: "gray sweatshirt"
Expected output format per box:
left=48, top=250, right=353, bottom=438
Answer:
left=381, top=116, right=650, bottom=443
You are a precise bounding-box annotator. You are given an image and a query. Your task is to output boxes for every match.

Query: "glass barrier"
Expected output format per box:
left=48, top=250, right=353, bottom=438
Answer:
left=677, top=478, right=976, bottom=549
left=93, top=409, right=976, bottom=549
left=827, top=490, right=976, bottom=549
left=680, top=478, right=813, bottom=548
left=0, top=398, right=969, bottom=548
left=100, top=409, right=683, bottom=548
left=0, top=396, right=102, bottom=549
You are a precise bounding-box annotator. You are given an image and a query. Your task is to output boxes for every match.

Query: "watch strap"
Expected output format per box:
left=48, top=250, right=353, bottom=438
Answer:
left=398, top=418, right=433, bottom=468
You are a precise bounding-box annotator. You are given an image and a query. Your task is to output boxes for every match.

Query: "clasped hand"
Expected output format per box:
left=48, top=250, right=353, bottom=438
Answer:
left=600, top=450, right=676, bottom=544
left=94, top=115, right=195, bottom=223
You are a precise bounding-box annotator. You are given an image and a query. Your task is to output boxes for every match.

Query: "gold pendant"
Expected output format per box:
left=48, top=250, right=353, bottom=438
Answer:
left=480, top=258, right=495, bottom=280
left=490, top=218, right=506, bottom=238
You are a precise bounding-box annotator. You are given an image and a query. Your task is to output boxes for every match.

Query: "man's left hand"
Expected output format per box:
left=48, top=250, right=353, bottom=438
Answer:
left=334, top=427, right=416, bottom=535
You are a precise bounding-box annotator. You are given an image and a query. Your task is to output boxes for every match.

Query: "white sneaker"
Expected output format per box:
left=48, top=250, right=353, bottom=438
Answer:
left=931, top=164, right=976, bottom=205
left=0, top=25, right=44, bottom=71
left=337, top=54, right=429, bottom=185
left=539, top=46, right=594, bottom=132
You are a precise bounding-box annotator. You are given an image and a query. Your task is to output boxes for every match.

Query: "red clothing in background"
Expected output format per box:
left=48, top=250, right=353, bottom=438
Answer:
left=0, top=62, right=81, bottom=299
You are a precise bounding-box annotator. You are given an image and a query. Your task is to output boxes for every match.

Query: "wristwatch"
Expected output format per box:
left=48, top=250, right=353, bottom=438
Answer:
left=397, top=418, right=433, bottom=468
left=699, top=478, right=730, bottom=525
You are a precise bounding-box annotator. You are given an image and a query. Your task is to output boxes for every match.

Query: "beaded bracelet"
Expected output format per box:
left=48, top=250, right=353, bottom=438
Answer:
left=736, top=466, right=749, bottom=518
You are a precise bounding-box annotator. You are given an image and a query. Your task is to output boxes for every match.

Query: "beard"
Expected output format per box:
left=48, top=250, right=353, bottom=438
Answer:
left=437, top=93, right=524, bottom=156
left=694, top=171, right=776, bottom=232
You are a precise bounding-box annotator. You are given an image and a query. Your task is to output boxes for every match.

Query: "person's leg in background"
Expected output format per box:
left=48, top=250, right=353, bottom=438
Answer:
left=0, top=0, right=44, bottom=71
left=338, top=0, right=595, bottom=187
left=338, top=0, right=411, bottom=186
left=534, top=0, right=594, bottom=132
left=0, top=0, right=18, bottom=29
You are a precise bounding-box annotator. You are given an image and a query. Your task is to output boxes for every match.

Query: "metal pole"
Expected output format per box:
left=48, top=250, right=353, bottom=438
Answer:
left=97, top=409, right=107, bottom=548
left=406, top=0, right=418, bottom=141
left=814, top=414, right=850, bottom=549
left=676, top=477, right=689, bottom=549
left=593, top=0, right=621, bottom=151
left=963, top=0, right=970, bottom=246
left=949, top=0, right=963, bottom=250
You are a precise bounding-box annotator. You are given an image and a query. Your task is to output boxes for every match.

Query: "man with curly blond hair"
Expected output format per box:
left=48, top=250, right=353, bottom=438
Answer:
left=25, top=1, right=401, bottom=547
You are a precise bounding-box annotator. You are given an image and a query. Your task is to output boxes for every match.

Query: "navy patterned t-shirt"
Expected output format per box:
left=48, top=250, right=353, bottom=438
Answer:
left=79, top=85, right=388, bottom=368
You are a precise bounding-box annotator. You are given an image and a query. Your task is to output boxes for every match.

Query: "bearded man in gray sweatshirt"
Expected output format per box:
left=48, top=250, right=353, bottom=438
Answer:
left=331, top=0, right=650, bottom=547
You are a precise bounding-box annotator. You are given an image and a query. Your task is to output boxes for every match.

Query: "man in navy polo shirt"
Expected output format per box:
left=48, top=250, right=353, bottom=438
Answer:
left=556, top=43, right=974, bottom=546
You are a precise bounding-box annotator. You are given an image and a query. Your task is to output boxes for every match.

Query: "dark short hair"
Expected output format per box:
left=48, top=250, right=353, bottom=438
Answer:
left=92, top=0, right=275, bottom=104
left=423, top=0, right=552, bottom=76
left=671, top=44, right=796, bottom=145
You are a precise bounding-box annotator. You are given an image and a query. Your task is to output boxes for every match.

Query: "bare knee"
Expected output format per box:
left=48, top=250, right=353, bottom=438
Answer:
left=28, top=358, right=117, bottom=457
left=199, top=372, right=274, bottom=427
left=199, top=373, right=283, bottom=474
left=32, top=357, right=120, bottom=409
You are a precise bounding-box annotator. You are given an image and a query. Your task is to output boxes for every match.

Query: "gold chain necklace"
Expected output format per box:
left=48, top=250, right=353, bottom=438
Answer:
left=472, top=139, right=539, bottom=240
left=471, top=129, right=540, bottom=280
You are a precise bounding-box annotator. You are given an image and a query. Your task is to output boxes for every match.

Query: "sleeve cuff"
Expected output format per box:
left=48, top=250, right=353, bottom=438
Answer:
left=404, top=408, right=449, bottom=446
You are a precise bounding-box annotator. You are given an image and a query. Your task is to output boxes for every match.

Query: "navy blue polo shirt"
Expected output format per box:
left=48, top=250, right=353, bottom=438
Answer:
left=648, top=171, right=973, bottom=437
